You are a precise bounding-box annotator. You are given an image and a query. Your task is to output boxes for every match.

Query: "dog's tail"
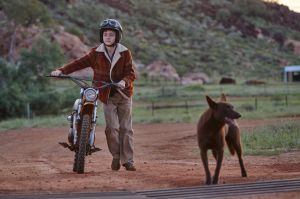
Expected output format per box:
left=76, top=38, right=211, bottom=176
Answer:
left=225, top=124, right=239, bottom=156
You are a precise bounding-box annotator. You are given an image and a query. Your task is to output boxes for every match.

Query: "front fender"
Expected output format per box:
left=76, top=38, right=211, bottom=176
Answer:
left=76, top=102, right=95, bottom=139
left=80, top=102, right=95, bottom=116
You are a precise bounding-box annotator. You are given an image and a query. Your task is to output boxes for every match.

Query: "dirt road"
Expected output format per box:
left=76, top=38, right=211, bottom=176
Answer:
left=0, top=117, right=299, bottom=195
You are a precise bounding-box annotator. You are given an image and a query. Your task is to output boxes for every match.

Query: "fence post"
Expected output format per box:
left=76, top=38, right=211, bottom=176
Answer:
left=26, top=102, right=31, bottom=119
left=161, top=86, right=165, bottom=97
left=285, top=95, right=288, bottom=106
left=185, top=101, right=189, bottom=113
left=152, top=101, right=154, bottom=116
left=255, top=97, right=258, bottom=110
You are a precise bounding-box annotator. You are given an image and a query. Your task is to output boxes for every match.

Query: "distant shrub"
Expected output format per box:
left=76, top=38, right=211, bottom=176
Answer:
left=0, top=36, right=66, bottom=120
left=216, top=8, right=231, bottom=21
left=65, top=26, right=85, bottom=42
left=18, top=35, right=65, bottom=89
left=272, top=32, right=286, bottom=47
left=1, top=0, right=52, bottom=26
left=184, top=84, right=205, bottom=92
left=230, top=0, right=271, bottom=18
left=210, top=0, right=231, bottom=6
left=240, top=104, right=255, bottom=112
left=0, top=59, right=26, bottom=119
left=285, top=42, right=295, bottom=52
left=132, top=0, right=160, bottom=18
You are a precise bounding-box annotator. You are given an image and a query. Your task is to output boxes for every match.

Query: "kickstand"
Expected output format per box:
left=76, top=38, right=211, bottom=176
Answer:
left=59, top=142, right=74, bottom=151
left=89, top=146, right=102, bottom=155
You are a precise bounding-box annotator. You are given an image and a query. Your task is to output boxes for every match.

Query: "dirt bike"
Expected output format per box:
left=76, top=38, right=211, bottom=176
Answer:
left=47, top=74, right=118, bottom=174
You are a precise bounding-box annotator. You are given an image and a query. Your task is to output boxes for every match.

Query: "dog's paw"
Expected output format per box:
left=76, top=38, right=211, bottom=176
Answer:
left=205, top=178, right=212, bottom=185
left=212, top=176, right=219, bottom=184
left=242, top=171, right=247, bottom=177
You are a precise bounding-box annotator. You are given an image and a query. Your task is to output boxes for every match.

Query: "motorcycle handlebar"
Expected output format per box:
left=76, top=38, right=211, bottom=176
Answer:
left=45, top=74, right=119, bottom=89
left=45, top=74, right=75, bottom=79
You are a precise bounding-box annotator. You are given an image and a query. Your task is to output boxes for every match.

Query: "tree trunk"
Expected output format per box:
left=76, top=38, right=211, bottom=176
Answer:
left=8, top=28, right=17, bottom=64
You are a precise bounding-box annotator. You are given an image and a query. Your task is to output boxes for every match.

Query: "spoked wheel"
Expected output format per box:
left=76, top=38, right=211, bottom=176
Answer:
left=73, top=151, right=79, bottom=172
left=74, top=114, right=91, bottom=174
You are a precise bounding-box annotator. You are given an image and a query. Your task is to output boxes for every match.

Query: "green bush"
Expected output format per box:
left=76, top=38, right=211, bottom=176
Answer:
left=230, top=0, right=271, bottom=18
left=0, top=35, right=66, bottom=120
left=210, top=0, right=231, bottom=6
left=18, top=35, right=65, bottom=88
left=216, top=8, right=231, bottom=22
left=0, top=59, right=26, bottom=119
left=1, top=0, right=52, bottom=26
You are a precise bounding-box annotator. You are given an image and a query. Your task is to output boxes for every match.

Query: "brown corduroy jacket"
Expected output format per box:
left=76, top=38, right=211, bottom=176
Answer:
left=58, top=43, right=136, bottom=104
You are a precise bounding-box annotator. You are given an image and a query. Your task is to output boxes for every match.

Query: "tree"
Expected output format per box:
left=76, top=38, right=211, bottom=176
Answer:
left=18, top=35, right=65, bottom=89
left=17, top=35, right=65, bottom=114
left=0, top=59, right=25, bottom=119
left=0, top=35, right=66, bottom=120
left=1, top=0, right=52, bottom=63
left=1, top=0, right=52, bottom=27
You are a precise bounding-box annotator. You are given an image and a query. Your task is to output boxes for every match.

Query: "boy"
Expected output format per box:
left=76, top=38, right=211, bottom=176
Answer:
left=51, top=19, right=137, bottom=171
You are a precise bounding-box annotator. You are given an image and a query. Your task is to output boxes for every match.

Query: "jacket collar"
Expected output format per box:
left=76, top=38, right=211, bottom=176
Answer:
left=95, top=43, right=128, bottom=82
left=96, top=43, right=128, bottom=63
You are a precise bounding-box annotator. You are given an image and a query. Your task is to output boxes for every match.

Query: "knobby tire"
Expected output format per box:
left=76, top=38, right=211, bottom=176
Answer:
left=76, top=114, right=90, bottom=174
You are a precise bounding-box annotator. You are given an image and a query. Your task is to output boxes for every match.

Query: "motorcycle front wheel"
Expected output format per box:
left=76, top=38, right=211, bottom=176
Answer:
left=73, top=152, right=78, bottom=172
left=75, top=114, right=91, bottom=174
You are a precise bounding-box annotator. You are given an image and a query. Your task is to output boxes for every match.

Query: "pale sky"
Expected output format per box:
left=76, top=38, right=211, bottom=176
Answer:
left=277, top=0, right=300, bottom=13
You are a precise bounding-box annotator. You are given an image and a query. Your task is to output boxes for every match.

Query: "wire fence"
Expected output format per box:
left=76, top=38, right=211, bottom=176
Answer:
left=147, top=94, right=299, bottom=116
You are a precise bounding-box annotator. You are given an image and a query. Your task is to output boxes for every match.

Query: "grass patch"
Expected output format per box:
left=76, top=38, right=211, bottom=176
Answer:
left=0, top=115, right=67, bottom=131
left=242, top=121, right=300, bottom=155
left=1, top=100, right=300, bottom=131
left=0, top=112, right=109, bottom=132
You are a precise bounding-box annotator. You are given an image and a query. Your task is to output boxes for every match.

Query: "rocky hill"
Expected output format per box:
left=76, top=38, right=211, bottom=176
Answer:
left=1, top=0, right=300, bottom=82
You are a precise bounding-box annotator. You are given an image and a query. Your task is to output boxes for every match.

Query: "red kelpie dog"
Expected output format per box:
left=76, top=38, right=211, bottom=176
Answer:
left=197, top=94, right=247, bottom=184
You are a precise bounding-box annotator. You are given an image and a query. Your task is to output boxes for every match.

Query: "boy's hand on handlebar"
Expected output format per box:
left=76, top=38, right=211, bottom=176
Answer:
left=116, top=80, right=126, bottom=89
left=51, top=70, right=62, bottom=76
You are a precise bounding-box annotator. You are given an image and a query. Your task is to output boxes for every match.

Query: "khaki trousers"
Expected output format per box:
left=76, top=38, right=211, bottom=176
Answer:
left=103, top=92, right=134, bottom=165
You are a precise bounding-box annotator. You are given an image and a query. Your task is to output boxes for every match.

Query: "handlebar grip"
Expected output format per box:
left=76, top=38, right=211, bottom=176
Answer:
left=45, top=74, right=70, bottom=78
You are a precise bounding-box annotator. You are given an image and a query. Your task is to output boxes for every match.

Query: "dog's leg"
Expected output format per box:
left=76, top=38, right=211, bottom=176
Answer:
left=235, top=144, right=247, bottom=177
left=238, top=154, right=247, bottom=177
left=201, top=149, right=211, bottom=185
left=212, top=149, right=217, bottom=160
left=227, top=125, right=247, bottom=177
left=212, top=149, right=224, bottom=184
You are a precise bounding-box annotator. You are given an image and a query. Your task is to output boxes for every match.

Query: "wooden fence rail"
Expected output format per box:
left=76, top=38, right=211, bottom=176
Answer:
left=150, top=101, right=203, bottom=116
left=149, top=95, right=293, bottom=116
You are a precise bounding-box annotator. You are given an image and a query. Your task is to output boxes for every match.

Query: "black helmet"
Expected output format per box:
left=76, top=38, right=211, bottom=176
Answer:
left=99, top=19, right=123, bottom=43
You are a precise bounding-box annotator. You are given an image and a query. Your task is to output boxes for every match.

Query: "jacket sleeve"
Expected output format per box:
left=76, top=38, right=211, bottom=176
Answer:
left=122, top=50, right=136, bottom=86
left=57, top=48, right=97, bottom=75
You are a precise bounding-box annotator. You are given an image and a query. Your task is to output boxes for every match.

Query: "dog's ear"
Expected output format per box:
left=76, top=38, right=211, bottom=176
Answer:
left=220, top=93, right=227, bottom=102
left=206, top=96, right=217, bottom=110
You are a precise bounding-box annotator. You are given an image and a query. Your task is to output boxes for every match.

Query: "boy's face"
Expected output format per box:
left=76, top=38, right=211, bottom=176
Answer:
left=103, top=30, right=116, bottom=46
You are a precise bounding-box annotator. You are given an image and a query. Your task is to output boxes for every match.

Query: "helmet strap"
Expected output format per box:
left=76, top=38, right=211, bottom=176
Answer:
left=105, top=43, right=117, bottom=47
left=104, top=44, right=117, bottom=62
